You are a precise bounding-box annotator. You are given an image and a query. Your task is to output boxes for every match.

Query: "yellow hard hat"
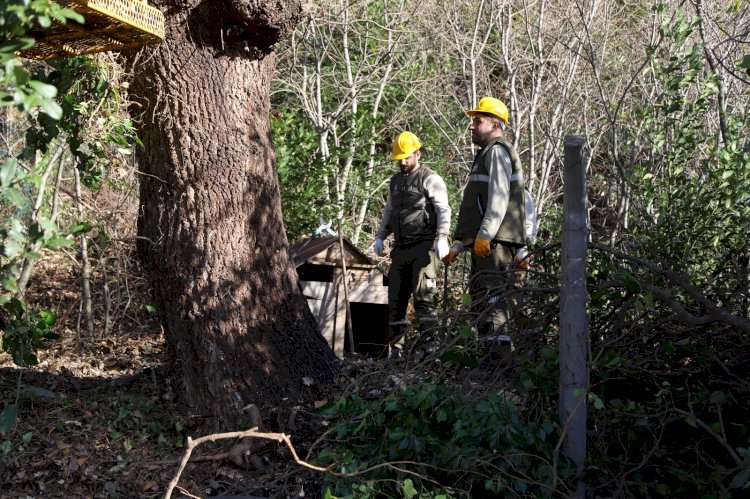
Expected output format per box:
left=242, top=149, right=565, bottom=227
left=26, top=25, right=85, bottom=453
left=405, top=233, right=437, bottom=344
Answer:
left=390, top=131, right=422, bottom=160
left=466, top=97, right=509, bottom=125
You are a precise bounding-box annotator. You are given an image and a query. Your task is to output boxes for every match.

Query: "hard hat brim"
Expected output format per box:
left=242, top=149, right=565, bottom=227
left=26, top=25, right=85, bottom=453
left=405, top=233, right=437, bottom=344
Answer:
left=466, top=109, right=508, bottom=124
left=466, top=109, right=500, bottom=118
left=391, top=148, right=419, bottom=160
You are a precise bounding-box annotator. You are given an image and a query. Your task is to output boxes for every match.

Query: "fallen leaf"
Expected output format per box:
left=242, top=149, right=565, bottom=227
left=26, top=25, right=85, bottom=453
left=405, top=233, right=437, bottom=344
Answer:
left=314, top=399, right=328, bottom=409
left=142, top=480, right=157, bottom=491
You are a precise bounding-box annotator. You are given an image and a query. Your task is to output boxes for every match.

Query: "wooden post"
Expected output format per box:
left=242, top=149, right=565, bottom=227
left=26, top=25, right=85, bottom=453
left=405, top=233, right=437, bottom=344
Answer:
left=337, top=219, right=355, bottom=353
left=560, top=135, right=588, bottom=497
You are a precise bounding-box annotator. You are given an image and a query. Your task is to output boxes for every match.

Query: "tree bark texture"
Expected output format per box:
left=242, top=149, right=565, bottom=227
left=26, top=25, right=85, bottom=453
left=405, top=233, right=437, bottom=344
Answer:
left=127, top=0, right=338, bottom=427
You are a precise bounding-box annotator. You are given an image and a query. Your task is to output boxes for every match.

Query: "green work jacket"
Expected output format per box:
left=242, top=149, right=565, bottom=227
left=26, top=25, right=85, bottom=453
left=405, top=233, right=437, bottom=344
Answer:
left=455, top=137, right=526, bottom=246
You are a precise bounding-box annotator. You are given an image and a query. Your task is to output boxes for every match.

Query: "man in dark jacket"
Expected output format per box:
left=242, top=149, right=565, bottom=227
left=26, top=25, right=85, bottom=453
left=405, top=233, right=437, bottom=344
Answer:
left=443, top=97, right=526, bottom=354
left=374, top=131, right=451, bottom=358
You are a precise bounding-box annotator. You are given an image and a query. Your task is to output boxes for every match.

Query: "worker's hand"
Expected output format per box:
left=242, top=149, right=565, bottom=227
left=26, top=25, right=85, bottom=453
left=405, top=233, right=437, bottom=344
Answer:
left=443, top=251, right=458, bottom=265
left=374, top=238, right=384, bottom=256
left=434, top=237, right=450, bottom=260
left=514, top=247, right=532, bottom=269
left=473, top=236, right=491, bottom=258
left=442, top=241, right=463, bottom=265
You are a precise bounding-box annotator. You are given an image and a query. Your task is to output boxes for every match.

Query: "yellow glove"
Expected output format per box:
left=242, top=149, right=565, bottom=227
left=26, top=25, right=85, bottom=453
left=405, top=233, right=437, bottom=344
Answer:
left=473, top=236, right=491, bottom=258
left=443, top=250, right=459, bottom=265
left=442, top=241, right=463, bottom=265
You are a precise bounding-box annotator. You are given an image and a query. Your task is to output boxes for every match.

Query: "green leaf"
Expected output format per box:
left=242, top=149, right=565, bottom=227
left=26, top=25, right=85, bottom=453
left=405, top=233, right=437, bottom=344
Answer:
left=606, top=354, right=621, bottom=367
left=69, top=222, right=93, bottom=236
left=54, top=8, right=85, bottom=24
left=613, top=271, right=641, bottom=293
left=655, top=483, right=671, bottom=495
left=730, top=468, right=750, bottom=489
left=458, top=325, right=474, bottom=340
left=45, top=237, right=74, bottom=249
left=22, top=251, right=42, bottom=260
left=0, top=39, right=35, bottom=54
left=438, top=349, right=479, bottom=368
left=0, top=158, right=18, bottom=187
left=0, top=276, right=18, bottom=292
left=12, top=65, right=29, bottom=85
left=0, top=404, right=19, bottom=435
left=40, top=310, right=56, bottom=327
left=709, top=390, right=726, bottom=404
left=39, top=98, right=62, bottom=121
left=28, top=80, right=58, bottom=99
left=402, top=479, right=417, bottom=498
left=20, top=386, right=55, bottom=399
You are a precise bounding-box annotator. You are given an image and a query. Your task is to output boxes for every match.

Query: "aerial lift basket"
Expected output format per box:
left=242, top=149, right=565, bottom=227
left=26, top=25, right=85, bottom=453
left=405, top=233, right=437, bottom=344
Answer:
left=19, top=0, right=165, bottom=60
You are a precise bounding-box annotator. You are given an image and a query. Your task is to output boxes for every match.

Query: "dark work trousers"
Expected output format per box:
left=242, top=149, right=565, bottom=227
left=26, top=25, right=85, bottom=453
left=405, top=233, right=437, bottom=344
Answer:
left=388, top=240, right=439, bottom=349
left=470, top=241, right=515, bottom=338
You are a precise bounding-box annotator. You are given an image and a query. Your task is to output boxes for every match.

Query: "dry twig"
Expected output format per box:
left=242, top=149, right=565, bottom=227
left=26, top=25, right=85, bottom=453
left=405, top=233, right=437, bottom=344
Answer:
left=164, top=428, right=327, bottom=499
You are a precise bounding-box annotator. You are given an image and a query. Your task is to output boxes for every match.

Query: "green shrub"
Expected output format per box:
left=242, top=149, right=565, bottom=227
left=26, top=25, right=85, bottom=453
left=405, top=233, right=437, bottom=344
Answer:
left=319, top=382, right=575, bottom=497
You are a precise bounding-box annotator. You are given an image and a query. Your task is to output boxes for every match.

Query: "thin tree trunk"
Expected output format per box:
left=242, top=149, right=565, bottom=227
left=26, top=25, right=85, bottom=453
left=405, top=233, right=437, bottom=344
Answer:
left=352, top=10, right=396, bottom=245
left=338, top=0, right=356, bottom=225
left=101, top=255, right=111, bottom=337
left=695, top=0, right=729, bottom=145
left=16, top=147, right=64, bottom=297
left=74, top=166, right=95, bottom=341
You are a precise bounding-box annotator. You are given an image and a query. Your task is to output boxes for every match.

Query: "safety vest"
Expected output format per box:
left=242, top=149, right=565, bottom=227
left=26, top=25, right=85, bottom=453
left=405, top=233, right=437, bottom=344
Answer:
left=387, top=166, right=438, bottom=246
left=455, top=138, right=526, bottom=246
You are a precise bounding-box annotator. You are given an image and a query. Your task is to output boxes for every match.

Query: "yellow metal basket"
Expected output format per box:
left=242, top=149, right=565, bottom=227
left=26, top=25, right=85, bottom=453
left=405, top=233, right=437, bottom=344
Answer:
left=20, top=0, right=165, bottom=60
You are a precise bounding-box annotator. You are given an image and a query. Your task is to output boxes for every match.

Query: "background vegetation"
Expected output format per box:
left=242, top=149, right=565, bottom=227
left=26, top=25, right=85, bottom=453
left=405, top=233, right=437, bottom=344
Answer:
left=2, top=0, right=750, bottom=497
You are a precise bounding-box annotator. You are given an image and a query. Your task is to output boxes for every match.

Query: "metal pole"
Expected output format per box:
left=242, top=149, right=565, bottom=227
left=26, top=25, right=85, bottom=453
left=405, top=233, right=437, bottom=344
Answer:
left=559, top=135, right=588, bottom=497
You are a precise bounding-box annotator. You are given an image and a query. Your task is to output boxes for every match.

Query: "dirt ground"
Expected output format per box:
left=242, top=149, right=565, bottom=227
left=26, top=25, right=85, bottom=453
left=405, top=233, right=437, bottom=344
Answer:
left=0, top=319, right=482, bottom=499
left=0, top=252, right=481, bottom=498
left=0, top=329, right=337, bottom=499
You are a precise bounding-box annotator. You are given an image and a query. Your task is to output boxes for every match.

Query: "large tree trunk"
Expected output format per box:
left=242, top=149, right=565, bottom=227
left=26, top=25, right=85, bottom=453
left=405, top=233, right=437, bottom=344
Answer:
left=127, top=0, right=338, bottom=428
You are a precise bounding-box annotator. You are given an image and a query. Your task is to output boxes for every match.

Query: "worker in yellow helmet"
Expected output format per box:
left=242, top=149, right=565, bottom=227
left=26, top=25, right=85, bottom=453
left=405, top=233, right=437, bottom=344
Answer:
left=443, top=97, right=526, bottom=364
left=373, top=131, right=451, bottom=359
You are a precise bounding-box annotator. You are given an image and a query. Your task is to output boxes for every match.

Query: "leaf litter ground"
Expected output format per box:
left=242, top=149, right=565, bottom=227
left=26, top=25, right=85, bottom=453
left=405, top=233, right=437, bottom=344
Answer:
left=0, top=254, right=497, bottom=498
left=0, top=329, right=338, bottom=498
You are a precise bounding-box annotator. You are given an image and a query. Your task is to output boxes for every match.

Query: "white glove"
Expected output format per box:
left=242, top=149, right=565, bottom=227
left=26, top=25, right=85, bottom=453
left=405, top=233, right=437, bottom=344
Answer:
left=434, top=237, right=450, bottom=260
left=374, top=238, right=384, bottom=256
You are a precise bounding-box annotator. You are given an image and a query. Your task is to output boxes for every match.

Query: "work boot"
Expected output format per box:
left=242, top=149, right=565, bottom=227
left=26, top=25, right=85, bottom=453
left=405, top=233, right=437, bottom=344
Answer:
left=417, top=317, right=441, bottom=353
left=484, top=334, right=513, bottom=367
left=388, top=345, right=402, bottom=360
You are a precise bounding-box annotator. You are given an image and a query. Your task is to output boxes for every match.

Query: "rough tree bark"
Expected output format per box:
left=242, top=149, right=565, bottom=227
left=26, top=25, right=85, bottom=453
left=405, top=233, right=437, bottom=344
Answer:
left=127, top=0, right=338, bottom=428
